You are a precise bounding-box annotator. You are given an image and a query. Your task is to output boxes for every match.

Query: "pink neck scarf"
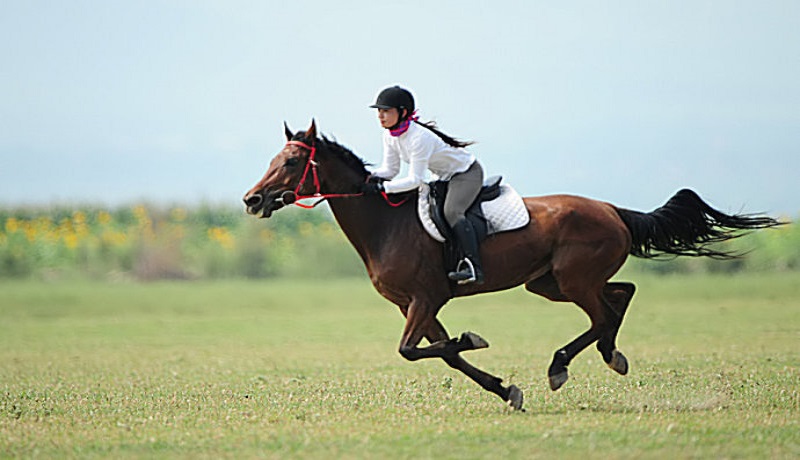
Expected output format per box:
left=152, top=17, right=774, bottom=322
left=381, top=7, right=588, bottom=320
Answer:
left=389, top=111, right=419, bottom=137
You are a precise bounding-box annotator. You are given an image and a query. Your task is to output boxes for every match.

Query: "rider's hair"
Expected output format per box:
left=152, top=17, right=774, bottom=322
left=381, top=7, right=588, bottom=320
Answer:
left=414, top=119, right=475, bottom=148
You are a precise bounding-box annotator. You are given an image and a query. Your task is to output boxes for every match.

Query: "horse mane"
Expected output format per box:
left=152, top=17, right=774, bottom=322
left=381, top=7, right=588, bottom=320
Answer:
left=321, top=135, right=371, bottom=176
left=293, top=131, right=371, bottom=177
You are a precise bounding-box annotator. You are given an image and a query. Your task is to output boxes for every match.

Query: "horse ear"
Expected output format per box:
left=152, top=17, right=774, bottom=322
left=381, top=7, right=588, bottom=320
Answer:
left=284, top=122, right=293, bottom=141
left=305, top=119, right=317, bottom=142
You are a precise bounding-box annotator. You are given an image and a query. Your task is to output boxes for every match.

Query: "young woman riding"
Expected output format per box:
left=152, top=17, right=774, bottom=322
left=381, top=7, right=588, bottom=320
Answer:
left=361, top=85, right=486, bottom=284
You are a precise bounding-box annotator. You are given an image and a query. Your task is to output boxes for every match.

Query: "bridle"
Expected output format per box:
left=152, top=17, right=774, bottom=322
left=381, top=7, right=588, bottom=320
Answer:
left=286, top=140, right=406, bottom=209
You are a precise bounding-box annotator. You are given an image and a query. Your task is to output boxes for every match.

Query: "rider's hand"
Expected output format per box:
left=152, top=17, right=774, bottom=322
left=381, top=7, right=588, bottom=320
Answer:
left=360, top=181, right=384, bottom=195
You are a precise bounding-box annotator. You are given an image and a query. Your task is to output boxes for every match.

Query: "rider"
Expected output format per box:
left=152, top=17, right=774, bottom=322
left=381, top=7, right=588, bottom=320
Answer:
left=362, top=85, right=486, bottom=284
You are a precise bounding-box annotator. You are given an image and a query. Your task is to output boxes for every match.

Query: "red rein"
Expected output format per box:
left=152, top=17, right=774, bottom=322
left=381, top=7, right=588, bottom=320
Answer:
left=286, top=140, right=406, bottom=209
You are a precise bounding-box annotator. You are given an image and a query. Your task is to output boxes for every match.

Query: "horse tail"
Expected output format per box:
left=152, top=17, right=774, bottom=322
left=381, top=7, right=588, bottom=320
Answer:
left=615, top=189, right=782, bottom=259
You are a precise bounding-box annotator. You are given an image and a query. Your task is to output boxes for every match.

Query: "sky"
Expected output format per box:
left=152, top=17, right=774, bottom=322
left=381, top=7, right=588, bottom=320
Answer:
left=1, top=1, right=798, bottom=215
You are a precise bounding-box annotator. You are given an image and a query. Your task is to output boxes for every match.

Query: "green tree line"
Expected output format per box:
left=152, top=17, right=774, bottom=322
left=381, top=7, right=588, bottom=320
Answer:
left=0, top=205, right=796, bottom=280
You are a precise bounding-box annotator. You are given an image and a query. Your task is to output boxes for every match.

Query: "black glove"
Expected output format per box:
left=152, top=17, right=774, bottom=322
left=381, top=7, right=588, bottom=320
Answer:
left=360, top=181, right=384, bottom=195
left=366, top=175, right=386, bottom=184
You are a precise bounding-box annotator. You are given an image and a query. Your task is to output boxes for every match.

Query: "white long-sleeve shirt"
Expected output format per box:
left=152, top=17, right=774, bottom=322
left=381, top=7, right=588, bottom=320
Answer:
left=371, top=122, right=476, bottom=194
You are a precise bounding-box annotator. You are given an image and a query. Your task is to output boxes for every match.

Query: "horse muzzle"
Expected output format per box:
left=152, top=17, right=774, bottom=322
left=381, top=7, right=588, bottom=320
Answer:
left=243, top=190, right=296, bottom=218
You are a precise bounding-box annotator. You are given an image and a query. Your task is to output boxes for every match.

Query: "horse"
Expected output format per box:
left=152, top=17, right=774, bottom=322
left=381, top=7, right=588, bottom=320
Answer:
left=243, top=120, right=782, bottom=411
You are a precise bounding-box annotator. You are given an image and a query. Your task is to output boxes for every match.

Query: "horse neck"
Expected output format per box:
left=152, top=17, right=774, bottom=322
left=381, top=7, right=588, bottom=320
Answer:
left=313, top=145, right=417, bottom=259
left=326, top=194, right=415, bottom=258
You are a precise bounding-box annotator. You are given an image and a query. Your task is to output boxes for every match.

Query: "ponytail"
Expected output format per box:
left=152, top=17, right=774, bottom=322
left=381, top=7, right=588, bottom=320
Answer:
left=414, top=120, right=475, bottom=148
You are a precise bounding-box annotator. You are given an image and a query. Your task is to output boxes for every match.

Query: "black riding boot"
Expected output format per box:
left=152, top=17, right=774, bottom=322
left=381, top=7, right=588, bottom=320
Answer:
left=447, top=219, right=485, bottom=285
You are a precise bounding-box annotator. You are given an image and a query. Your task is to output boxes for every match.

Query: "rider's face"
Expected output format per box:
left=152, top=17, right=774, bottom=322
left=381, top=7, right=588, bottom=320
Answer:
left=377, top=108, right=402, bottom=129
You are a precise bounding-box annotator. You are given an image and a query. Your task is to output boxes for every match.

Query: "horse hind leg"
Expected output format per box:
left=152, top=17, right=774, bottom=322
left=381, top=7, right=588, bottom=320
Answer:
left=546, top=285, right=631, bottom=390
left=596, top=282, right=636, bottom=376
left=526, top=274, right=610, bottom=391
left=539, top=292, right=611, bottom=391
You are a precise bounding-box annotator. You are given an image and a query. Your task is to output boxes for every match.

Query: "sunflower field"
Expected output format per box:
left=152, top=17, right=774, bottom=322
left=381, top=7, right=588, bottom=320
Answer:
left=0, top=205, right=797, bottom=280
left=0, top=205, right=364, bottom=280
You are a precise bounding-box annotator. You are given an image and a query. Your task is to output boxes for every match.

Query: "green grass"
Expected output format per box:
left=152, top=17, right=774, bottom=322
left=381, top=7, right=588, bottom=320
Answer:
left=1, top=274, right=798, bottom=459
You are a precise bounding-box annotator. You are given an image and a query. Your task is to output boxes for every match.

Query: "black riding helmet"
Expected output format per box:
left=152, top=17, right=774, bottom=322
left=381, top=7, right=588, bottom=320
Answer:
left=370, top=86, right=415, bottom=120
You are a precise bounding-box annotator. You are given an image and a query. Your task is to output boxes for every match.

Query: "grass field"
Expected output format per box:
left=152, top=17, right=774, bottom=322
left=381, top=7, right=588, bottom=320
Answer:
left=1, top=273, right=798, bottom=459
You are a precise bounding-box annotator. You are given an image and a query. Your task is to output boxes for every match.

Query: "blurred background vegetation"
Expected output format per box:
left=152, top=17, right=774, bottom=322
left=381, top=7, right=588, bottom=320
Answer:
left=0, top=204, right=796, bottom=281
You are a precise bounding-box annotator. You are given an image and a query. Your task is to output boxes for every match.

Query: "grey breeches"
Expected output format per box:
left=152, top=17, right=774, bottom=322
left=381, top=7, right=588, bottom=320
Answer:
left=443, top=160, right=484, bottom=227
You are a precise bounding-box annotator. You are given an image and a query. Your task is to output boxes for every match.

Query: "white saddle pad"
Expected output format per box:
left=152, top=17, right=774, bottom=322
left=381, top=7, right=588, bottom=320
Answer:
left=417, top=182, right=530, bottom=243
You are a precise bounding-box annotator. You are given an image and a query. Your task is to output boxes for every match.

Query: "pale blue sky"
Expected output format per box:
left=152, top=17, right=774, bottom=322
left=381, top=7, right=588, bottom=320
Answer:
left=1, top=1, right=798, bottom=215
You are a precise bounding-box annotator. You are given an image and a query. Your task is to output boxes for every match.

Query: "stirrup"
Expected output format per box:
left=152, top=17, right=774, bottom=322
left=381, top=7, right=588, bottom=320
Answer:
left=448, top=258, right=477, bottom=285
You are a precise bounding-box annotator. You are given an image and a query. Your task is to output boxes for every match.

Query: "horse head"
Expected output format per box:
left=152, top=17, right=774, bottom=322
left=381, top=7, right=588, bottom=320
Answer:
left=243, top=119, right=369, bottom=218
left=243, top=120, right=318, bottom=218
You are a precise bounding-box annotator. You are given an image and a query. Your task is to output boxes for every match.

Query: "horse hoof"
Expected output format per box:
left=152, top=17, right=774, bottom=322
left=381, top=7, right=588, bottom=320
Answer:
left=549, top=371, right=569, bottom=391
left=460, top=331, right=489, bottom=350
left=507, top=385, right=524, bottom=411
left=608, top=350, right=629, bottom=375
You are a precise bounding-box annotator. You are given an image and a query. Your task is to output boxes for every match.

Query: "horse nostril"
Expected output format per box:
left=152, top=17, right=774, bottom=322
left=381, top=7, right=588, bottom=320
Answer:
left=244, top=194, right=263, bottom=207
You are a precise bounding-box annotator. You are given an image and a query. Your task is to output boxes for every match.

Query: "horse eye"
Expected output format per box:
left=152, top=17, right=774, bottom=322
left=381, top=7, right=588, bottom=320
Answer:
left=284, top=157, right=299, bottom=168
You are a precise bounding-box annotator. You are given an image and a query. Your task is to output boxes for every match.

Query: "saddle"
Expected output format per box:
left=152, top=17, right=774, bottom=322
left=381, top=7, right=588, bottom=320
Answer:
left=428, top=176, right=502, bottom=242
left=428, top=176, right=504, bottom=272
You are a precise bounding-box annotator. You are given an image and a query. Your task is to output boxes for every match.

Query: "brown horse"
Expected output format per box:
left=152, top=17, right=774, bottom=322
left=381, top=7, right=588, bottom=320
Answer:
left=243, top=120, right=781, bottom=411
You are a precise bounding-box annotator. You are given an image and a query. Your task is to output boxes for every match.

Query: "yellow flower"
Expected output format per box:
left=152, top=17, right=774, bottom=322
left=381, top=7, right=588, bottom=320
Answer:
left=101, top=230, right=127, bottom=247
left=63, top=232, right=79, bottom=249
left=58, top=217, right=73, bottom=232
left=97, top=211, right=112, bottom=226
left=208, top=227, right=234, bottom=250
left=5, top=217, right=19, bottom=234
left=23, top=222, right=37, bottom=242
left=133, top=205, right=149, bottom=224
left=35, top=216, right=52, bottom=234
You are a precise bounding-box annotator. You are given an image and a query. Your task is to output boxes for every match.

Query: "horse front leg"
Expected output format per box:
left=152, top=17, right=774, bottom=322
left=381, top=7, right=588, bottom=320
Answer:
left=397, top=303, right=523, bottom=410
left=427, top=319, right=524, bottom=411
left=397, top=301, right=488, bottom=361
